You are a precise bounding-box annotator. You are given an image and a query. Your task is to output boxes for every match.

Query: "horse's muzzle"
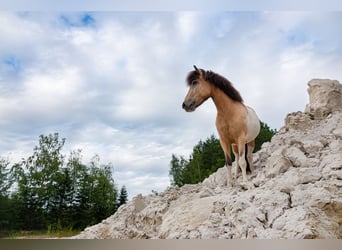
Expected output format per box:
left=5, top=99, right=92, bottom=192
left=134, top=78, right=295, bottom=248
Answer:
left=182, top=100, right=196, bottom=112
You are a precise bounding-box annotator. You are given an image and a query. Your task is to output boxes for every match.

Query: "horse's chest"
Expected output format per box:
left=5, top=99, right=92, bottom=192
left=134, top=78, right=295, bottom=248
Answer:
left=215, top=113, right=247, bottom=140
left=216, top=111, right=243, bottom=126
left=216, top=118, right=241, bottom=137
left=216, top=119, right=230, bottom=132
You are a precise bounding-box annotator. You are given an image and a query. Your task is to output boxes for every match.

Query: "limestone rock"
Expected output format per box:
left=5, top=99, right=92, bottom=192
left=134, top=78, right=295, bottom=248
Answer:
left=285, top=111, right=314, bottom=130
left=305, top=79, right=342, bottom=119
left=72, top=79, right=342, bottom=239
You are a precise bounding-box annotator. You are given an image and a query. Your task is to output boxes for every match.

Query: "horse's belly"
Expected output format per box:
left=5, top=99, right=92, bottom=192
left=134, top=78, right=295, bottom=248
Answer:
left=246, top=106, right=260, bottom=142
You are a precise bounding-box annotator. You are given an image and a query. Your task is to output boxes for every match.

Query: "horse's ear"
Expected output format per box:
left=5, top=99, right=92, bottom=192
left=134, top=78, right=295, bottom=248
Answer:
left=193, top=65, right=202, bottom=76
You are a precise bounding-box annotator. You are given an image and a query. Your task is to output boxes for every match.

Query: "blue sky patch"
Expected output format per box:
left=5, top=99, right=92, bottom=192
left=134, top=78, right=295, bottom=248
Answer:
left=82, top=13, right=95, bottom=26
left=286, top=31, right=308, bottom=46
left=60, top=13, right=96, bottom=28
left=3, top=55, right=22, bottom=73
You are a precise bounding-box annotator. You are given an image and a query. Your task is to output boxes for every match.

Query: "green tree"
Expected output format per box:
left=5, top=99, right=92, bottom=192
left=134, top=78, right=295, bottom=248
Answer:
left=10, top=162, right=29, bottom=230
left=118, top=185, right=128, bottom=208
left=169, top=154, right=187, bottom=186
left=10, top=133, right=66, bottom=230
left=66, top=149, right=88, bottom=229
left=254, top=121, right=277, bottom=152
left=0, top=157, right=12, bottom=197
left=31, top=133, right=65, bottom=228
left=7, top=133, right=120, bottom=232
left=181, top=135, right=225, bottom=185
left=74, top=155, right=118, bottom=228
left=0, top=157, right=12, bottom=230
left=89, top=156, right=117, bottom=223
left=11, top=161, right=44, bottom=230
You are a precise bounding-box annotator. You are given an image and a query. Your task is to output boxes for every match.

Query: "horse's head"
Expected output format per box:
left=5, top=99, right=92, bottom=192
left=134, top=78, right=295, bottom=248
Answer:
left=182, top=65, right=212, bottom=112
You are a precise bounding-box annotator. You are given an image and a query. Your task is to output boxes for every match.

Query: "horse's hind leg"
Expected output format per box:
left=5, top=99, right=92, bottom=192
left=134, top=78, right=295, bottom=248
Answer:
left=225, top=152, right=233, bottom=187
left=247, top=140, right=255, bottom=173
left=232, top=144, right=240, bottom=178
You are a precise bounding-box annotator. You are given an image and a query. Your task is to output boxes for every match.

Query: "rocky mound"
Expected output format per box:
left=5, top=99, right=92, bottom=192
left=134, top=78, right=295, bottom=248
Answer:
left=73, top=79, right=342, bottom=239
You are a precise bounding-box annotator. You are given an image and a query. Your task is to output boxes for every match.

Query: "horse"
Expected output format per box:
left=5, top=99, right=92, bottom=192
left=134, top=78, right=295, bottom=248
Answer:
left=182, top=65, right=260, bottom=187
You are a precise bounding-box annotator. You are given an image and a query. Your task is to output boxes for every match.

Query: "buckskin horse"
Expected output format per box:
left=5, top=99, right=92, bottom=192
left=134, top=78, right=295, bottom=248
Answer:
left=182, top=66, right=260, bottom=187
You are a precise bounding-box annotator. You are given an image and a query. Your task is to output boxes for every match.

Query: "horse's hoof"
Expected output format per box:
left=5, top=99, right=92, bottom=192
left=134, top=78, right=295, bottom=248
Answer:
left=226, top=182, right=233, bottom=188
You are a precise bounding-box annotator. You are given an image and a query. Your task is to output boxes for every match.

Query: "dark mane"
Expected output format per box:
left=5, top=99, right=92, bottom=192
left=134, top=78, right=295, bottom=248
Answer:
left=205, top=70, right=243, bottom=102
left=186, top=69, right=243, bottom=102
left=186, top=70, right=202, bottom=86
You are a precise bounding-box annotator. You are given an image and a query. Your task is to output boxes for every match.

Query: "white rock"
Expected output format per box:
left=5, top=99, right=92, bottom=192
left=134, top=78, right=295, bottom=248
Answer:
left=284, top=147, right=308, bottom=168
left=332, top=127, right=342, bottom=139
left=302, top=140, right=324, bottom=157
left=264, top=147, right=292, bottom=178
left=305, top=79, right=342, bottom=119
left=202, top=166, right=227, bottom=188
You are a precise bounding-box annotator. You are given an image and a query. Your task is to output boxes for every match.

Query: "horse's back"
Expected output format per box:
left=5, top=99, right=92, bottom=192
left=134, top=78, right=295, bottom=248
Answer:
left=246, top=106, right=260, bottom=143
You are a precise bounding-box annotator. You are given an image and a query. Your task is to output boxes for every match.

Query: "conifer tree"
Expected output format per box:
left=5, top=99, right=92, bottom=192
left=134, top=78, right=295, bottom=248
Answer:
left=118, top=185, right=128, bottom=208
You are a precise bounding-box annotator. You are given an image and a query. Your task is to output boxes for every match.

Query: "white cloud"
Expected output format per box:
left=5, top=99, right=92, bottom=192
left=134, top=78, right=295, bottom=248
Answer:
left=1, top=11, right=342, bottom=199
left=175, top=11, right=201, bottom=43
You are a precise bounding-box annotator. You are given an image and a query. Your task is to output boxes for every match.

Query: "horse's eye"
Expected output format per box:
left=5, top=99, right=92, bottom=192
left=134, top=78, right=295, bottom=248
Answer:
left=192, top=80, right=198, bottom=86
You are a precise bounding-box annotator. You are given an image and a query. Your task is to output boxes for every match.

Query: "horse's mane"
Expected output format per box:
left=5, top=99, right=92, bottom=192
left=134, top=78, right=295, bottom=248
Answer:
left=186, top=69, right=243, bottom=103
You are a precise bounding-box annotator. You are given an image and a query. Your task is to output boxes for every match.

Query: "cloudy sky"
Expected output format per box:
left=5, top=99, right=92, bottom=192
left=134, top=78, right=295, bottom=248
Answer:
left=1, top=10, right=342, bottom=198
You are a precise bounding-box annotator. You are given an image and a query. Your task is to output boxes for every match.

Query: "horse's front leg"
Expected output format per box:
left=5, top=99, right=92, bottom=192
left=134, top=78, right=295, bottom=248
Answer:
left=219, top=138, right=233, bottom=187
left=225, top=153, right=233, bottom=187
left=232, top=144, right=239, bottom=180
left=237, top=140, right=248, bottom=183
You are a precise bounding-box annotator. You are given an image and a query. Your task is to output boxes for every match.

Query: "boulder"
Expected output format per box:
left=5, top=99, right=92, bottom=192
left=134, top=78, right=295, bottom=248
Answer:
left=305, top=79, right=342, bottom=119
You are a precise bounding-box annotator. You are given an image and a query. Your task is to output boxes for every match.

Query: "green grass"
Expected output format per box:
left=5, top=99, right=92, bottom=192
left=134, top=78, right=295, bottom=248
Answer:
left=1, top=229, right=81, bottom=239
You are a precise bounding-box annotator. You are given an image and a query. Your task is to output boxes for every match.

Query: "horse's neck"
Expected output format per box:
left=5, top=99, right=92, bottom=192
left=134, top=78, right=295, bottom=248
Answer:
left=211, top=87, right=241, bottom=116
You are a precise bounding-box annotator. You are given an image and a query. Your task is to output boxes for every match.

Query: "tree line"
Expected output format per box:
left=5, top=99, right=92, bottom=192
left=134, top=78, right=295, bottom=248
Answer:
left=169, top=121, right=277, bottom=186
left=0, top=133, right=128, bottom=235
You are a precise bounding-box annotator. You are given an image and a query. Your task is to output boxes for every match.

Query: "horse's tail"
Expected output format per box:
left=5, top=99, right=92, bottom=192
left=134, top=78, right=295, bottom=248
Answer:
left=245, top=144, right=251, bottom=173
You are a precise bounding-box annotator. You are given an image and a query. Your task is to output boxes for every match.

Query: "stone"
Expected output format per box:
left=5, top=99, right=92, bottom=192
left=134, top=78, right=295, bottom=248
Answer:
left=285, top=111, right=313, bottom=130
left=133, top=194, right=146, bottom=212
left=264, top=147, right=292, bottom=178
left=284, top=146, right=307, bottom=168
left=305, top=79, right=342, bottom=119
left=332, top=127, right=342, bottom=139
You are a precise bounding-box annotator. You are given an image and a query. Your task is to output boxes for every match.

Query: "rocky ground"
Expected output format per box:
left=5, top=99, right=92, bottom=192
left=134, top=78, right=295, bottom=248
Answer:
left=73, top=79, right=342, bottom=239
